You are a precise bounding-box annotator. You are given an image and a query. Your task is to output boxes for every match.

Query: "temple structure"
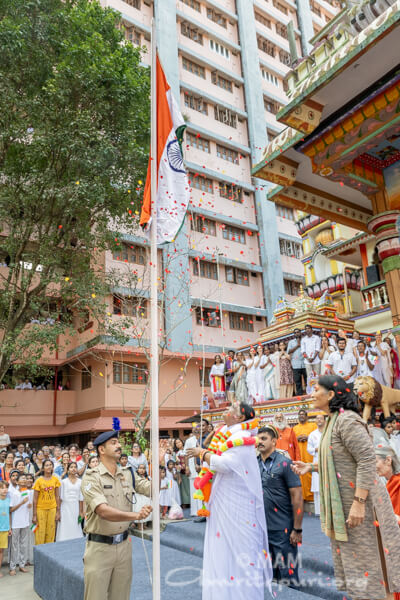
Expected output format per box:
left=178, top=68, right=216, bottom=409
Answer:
left=252, top=0, right=400, bottom=347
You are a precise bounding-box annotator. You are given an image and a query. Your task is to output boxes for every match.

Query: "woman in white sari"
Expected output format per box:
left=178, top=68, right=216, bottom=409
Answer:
left=260, top=346, right=277, bottom=400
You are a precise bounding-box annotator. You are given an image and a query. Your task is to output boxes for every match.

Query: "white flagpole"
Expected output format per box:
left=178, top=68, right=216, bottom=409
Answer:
left=150, top=17, right=161, bottom=600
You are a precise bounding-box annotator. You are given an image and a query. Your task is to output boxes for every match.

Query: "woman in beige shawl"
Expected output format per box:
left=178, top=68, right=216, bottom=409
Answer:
left=292, top=374, right=400, bottom=600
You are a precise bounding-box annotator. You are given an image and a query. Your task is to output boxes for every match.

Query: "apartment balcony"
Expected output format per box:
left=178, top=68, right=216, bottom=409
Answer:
left=305, top=269, right=361, bottom=299
left=296, top=214, right=327, bottom=235
left=361, top=280, right=390, bottom=311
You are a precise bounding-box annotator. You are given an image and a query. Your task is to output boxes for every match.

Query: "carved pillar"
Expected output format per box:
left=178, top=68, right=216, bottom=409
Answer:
left=368, top=210, right=400, bottom=344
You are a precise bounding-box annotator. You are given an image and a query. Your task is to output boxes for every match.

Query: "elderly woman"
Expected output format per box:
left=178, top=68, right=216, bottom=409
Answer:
left=292, top=374, right=400, bottom=600
left=375, top=443, right=400, bottom=521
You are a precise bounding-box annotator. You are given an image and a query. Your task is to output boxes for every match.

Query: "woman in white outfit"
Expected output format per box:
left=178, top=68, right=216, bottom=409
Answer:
left=245, top=347, right=260, bottom=404
left=373, top=333, right=393, bottom=387
left=56, top=462, right=84, bottom=541
left=306, top=414, right=325, bottom=516
left=319, top=336, right=334, bottom=375
left=260, top=346, right=277, bottom=400
left=255, top=345, right=266, bottom=404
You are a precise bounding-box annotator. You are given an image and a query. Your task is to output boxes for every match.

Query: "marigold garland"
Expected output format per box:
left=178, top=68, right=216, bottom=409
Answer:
left=193, top=418, right=259, bottom=517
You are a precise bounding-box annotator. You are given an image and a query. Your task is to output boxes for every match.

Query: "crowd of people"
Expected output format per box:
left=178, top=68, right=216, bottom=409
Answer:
left=207, top=326, right=400, bottom=406
left=1, top=326, right=400, bottom=596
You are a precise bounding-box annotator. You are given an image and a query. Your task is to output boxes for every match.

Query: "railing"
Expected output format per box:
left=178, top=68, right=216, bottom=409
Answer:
left=306, top=269, right=361, bottom=299
left=361, top=280, right=389, bottom=311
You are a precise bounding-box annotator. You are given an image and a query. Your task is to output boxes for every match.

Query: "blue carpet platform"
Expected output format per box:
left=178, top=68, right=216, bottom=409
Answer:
left=34, top=514, right=345, bottom=600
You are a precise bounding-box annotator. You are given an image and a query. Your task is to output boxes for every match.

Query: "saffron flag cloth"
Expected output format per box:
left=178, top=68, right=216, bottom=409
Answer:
left=140, top=55, right=189, bottom=244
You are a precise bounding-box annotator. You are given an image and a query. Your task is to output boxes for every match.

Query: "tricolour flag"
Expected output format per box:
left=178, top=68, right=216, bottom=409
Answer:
left=30, top=523, right=38, bottom=533
left=140, top=55, right=189, bottom=244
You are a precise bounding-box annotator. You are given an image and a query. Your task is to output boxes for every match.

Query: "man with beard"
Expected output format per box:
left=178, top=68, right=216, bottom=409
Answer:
left=273, top=412, right=300, bottom=462
left=186, top=402, right=272, bottom=600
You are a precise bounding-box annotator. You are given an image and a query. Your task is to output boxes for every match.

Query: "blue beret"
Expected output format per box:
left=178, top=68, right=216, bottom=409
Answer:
left=93, top=431, right=119, bottom=447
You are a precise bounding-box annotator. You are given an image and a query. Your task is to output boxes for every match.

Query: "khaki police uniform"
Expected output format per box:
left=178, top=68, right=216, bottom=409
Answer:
left=82, top=461, right=151, bottom=600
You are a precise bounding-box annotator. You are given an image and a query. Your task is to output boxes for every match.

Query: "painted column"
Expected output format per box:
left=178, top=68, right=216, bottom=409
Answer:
left=236, top=0, right=284, bottom=322
left=296, top=0, right=315, bottom=56
left=154, top=0, right=192, bottom=352
left=368, top=210, right=400, bottom=344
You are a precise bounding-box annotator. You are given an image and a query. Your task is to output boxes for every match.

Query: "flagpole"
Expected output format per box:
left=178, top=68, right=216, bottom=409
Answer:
left=150, top=17, right=161, bottom=600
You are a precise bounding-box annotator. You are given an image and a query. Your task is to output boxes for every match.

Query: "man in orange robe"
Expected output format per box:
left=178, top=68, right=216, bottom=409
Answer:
left=273, top=412, right=300, bottom=462
left=293, top=409, right=317, bottom=502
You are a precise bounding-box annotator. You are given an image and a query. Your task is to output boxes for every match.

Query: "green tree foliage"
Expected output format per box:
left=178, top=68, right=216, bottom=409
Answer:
left=0, top=0, right=150, bottom=383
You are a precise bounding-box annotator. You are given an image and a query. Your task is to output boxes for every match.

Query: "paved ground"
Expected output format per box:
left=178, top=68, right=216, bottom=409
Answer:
left=3, top=513, right=338, bottom=600
left=0, top=568, right=40, bottom=600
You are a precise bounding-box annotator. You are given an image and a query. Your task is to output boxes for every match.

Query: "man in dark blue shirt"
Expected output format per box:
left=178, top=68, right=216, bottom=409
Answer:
left=257, top=424, right=303, bottom=587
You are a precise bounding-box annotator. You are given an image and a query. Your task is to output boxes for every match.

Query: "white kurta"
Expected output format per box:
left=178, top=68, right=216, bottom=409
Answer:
left=307, top=428, right=322, bottom=493
left=56, top=478, right=84, bottom=542
left=184, top=434, right=202, bottom=516
left=202, top=425, right=272, bottom=600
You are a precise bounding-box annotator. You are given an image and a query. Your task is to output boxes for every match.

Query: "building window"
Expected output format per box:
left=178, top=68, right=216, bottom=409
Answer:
left=255, top=12, right=271, bottom=28
left=279, top=50, right=291, bottom=66
left=216, top=144, right=239, bottom=164
left=112, top=243, right=146, bottom=265
left=81, top=367, right=92, bottom=390
left=124, top=0, right=140, bottom=8
left=193, top=259, right=218, bottom=280
left=182, top=57, right=205, bottom=79
left=310, top=1, right=322, bottom=17
left=219, top=182, right=242, bottom=202
left=214, top=106, right=237, bottom=128
left=279, top=238, right=302, bottom=258
left=222, top=224, right=246, bottom=244
left=276, top=204, right=295, bottom=220
left=229, top=312, right=254, bottom=332
left=273, top=0, right=288, bottom=15
left=189, top=172, right=213, bottom=193
left=184, top=93, right=207, bottom=114
left=191, top=215, right=216, bottom=235
left=181, top=22, right=203, bottom=45
left=226, top=266, right=249, bottom=286
left=124, top=27, right=140, bottom=45
left=186, top=132, right=210, bottom=152
left=113, top=362, right=148, bottom=384
left=276, top=23, right=288, bottom=38
left=209, top=39, right=229, bottom=58
left=264, top=98, right=281, bottom=115
left=206, top=8, right=227, bottom=28
left=195, top=306, right=221, bottom=327
left=211, top=72, right=233, bottom=92
left=261, top=69, right=279, bottom=87
left=257, top=37, right=276, bottom=57
left=199, top=366, right=212, bottom=386
left=113, top=295, right=147, bottom=317
left=182, top=0, right=201, bottom=11
left=284, top=279, right=301, bottom=296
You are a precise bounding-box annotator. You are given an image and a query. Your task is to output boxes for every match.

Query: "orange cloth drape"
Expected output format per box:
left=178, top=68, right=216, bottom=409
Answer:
left=293, top=421, right=317, bottom=501
left=276, top=427, right=301, bottom=462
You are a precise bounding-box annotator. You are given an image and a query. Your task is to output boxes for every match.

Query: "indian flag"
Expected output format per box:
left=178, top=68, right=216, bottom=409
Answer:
left=140, top=55, right=189, bottom=244
left=30, top=523, right=38, bottom=533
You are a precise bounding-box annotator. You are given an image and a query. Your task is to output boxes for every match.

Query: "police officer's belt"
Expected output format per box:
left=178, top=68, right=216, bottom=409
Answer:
left=88, top=531, right=129, bottom=545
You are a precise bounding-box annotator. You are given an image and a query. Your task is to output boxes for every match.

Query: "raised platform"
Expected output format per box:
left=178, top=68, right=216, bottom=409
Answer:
left=33, top=515, right=345, bottom=600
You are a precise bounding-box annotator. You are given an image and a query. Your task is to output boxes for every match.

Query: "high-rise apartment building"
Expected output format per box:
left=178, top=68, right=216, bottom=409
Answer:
left=0, top=0, right=340, bottom=443
left=103, top=0, right=339, bottom=354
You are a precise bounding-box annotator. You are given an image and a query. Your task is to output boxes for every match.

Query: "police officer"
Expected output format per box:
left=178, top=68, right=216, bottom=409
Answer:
left=82, top=431, right=152, bottom=600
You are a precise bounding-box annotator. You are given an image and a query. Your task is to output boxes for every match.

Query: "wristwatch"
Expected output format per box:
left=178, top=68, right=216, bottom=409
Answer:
left=293, top=528, right=302, bottom=533
left=353, top=496, right=366, bottom=504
